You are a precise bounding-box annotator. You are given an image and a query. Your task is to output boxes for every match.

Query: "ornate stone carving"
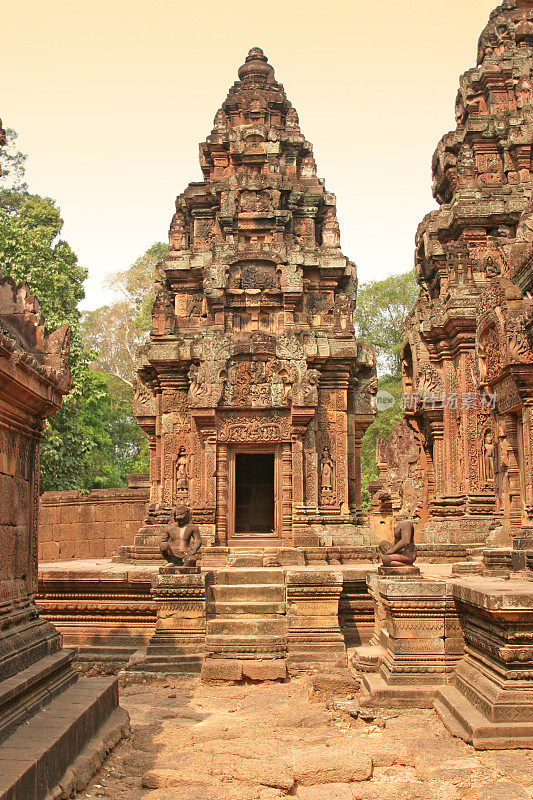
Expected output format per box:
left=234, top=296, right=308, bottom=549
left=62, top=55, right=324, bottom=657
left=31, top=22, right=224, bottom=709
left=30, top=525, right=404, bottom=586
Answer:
left=398, top=0, right=533, bottom=547
left=124, top=47, right=376, bottom=556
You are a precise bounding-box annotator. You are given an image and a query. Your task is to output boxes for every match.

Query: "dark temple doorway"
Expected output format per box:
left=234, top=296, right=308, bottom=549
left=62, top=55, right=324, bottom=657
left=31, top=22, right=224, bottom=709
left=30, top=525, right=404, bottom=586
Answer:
left=235, top=453, right=275, bottom=535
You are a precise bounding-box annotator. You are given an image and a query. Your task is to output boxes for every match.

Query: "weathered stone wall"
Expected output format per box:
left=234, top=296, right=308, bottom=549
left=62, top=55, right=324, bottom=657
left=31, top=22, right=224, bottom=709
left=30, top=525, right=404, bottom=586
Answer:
left=39, top=486, right=149, bottom=561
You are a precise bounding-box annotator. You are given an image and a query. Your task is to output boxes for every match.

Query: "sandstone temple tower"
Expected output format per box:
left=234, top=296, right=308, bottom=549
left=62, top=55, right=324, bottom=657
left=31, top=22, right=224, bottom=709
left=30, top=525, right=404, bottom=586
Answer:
left=403, top=0, right=533, bottom=553
left=131, top=48, right=376, bottom=554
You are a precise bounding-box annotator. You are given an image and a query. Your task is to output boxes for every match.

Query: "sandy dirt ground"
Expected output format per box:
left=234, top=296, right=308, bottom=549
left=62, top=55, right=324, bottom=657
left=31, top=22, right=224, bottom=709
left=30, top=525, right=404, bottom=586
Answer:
left=80, top=674, right=533, bottom=800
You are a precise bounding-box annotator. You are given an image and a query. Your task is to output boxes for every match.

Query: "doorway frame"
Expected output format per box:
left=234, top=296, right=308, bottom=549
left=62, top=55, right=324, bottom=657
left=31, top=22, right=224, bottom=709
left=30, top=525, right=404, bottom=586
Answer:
left=227, top=445, right=282, bottom=544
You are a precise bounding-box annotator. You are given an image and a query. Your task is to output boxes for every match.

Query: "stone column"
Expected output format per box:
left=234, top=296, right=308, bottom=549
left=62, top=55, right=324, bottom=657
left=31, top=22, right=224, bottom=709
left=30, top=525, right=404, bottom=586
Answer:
left=350, top=424, right=364, bottom=517
left=291, top=430, right=305, bottom=517
left=203, top=428, right=217, bottom=522
left=215, top=443, right=229, bottom=544
left=281, top=443, right=293, bottom=541
left=148, top=434, right=158, bottom=504
left=503, top=413, right=524, bottom=530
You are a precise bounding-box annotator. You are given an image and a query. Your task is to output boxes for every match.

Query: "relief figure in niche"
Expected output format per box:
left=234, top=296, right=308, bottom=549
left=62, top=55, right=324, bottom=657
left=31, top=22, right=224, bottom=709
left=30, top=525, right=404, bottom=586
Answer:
left=320, top=446, right=335, bottom=498
left=175, top=446, right=189, bottom=489
left=299, top=368, right=319, bottom=406
left=321, top=207, right=340, bottom=248
left=483, top=429, right=495, bottom=483
left=228, top=261, right=279, bottom=290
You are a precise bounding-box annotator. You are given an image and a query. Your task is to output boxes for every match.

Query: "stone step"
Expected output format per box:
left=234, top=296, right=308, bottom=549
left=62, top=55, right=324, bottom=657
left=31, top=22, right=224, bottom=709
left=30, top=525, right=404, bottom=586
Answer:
left=201, top=658, right=287, bottom=682
left=205, top=635, right=287, bottom=660
left=227, top=556, right=265, bottom=567
left=205, top=633, right=286, bottom=647
left=130, top=655, right=203, bottom=675
left=209, top=584, right=285, bottom=603
left=206, top=600, right=286, bottom=616
left=206, top=618, right=287, bottom=637
left=209, top=569, right=284, bottom=585
left=0, top=650, right=77, bottom=744
left=0, top=676, right=123, bottom=800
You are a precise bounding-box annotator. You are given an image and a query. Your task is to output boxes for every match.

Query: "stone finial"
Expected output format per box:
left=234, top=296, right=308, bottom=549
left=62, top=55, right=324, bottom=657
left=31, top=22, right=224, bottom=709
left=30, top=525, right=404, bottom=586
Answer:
left=237, top=47, right=275, bottom=83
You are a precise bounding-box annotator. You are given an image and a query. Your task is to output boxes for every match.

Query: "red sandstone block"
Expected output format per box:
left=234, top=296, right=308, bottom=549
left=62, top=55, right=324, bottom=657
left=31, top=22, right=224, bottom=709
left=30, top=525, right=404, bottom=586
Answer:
left=75, top=523, right=88, bottom=541
left=77, top=540, right=90, bottom=559
left=62, top=523, right=77, bottom=542
left=95, top=505, right=110, bottom=523
left=39, top=542, right=61, bottom=562
left=59, top=504, right=79, bottom=524
left=94, top=542, right=106, bottom=558
left=79, top=503, right=96, bottom=524
left=0, top=529, right=15, bottom=582
left=104, top=539, right=117, bottom=557
left=61, top=540, right=76, bottom=560
left=39, top=504, right=60, bottom=525
left=39, top=525, right=52, bottom=543
left=116, top=504, right=130, bottom=523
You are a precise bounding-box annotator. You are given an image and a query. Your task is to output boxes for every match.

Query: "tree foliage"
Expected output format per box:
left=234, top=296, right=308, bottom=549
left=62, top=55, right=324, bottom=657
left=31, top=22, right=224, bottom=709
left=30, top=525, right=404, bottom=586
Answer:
left=0, top=130, right=150, bottom=491
left=81, top=242, right=166, bottom=387
left=106, top=241, right=167, bottom=331
left=354, top=271, right=418, bottom=377
left=355, top=272, right=419, bottom=510
left=360, top=376, right=403, bottom=510
left=0, top=190, right=87, bottom=331
left=0, top=128, right=27, bottom=192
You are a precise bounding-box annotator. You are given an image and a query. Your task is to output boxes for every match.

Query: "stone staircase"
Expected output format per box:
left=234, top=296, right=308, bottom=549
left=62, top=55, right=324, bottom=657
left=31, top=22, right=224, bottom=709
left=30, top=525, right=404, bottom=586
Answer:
left=202, top=568, right=288, bottom=681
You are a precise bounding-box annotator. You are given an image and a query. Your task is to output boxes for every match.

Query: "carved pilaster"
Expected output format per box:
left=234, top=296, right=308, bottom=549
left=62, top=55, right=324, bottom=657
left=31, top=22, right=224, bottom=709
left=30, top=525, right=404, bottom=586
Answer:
left=215, top=443, right=229, bottom=544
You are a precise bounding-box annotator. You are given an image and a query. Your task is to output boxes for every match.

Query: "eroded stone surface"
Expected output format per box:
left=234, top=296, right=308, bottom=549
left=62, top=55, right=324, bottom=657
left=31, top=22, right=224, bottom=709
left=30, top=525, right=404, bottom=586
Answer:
left=82, top=676, right=533, bottom=800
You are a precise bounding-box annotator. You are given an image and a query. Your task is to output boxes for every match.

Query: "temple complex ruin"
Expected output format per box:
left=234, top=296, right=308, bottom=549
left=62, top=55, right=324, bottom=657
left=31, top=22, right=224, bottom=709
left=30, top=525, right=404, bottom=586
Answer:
left=4, top=2, right=531, bottom=787
left=398, top=0, right=533, bottom=558
left=122, top=46, right=377, bottom=563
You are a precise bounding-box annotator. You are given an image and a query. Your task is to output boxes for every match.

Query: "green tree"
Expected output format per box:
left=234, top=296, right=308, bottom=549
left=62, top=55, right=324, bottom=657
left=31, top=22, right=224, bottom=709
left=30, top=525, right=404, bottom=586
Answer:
left=360, top=376, right=403, bottom=510
left=0, top=128, right=27, bottom=191
left=0, top=130, right=151, bottom=491
left=106, top=241, right=167, bottom=332
left=0, top=190, right=87, bottom=330
left=355, top=272, right=419, bottom=510
left=81, top=242, right=167, bottom=387
left=81, top=301, right=148, bottom=388
left=354, top=271, right=418, bottom=377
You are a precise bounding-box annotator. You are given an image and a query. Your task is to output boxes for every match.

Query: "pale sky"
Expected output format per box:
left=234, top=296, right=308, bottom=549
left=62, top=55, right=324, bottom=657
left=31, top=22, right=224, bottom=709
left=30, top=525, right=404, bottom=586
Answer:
left=2, top=0, right=494, bottom=310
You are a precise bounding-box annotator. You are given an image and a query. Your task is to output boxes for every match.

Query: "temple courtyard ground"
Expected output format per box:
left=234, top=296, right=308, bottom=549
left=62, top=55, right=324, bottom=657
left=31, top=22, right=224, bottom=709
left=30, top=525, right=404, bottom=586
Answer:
left=79, top=672, right=533, bottom=800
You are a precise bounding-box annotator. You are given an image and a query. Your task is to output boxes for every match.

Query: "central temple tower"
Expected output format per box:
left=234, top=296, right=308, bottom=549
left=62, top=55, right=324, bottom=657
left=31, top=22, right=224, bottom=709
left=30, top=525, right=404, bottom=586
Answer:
left=133, top=48, right=376, bottom=552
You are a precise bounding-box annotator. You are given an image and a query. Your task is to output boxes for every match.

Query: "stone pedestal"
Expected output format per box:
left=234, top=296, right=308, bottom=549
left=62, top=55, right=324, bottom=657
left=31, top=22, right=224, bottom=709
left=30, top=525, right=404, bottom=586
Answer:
left=286, top=570, right=346, bottom=673
left=129, top=569, right=207, bottom=674
left=434, top=578, right=533, bottom=749
left=354, top=575, right=463, bottom=707
left=512, top=526, right=533, bottom=573
left=483, top=548, right=513, bottom=577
